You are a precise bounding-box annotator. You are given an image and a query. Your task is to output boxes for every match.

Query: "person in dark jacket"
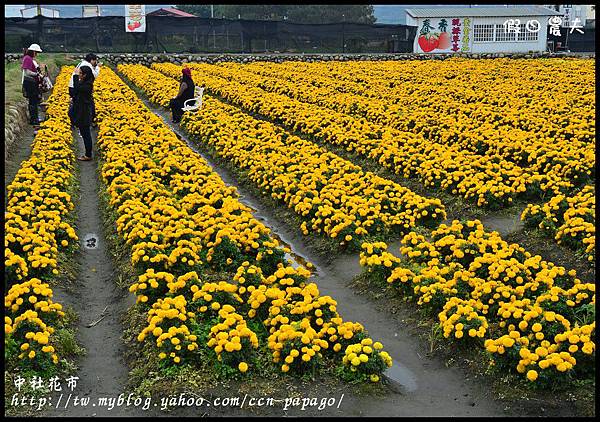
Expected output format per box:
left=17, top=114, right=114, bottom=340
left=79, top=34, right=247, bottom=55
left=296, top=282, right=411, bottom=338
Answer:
left=169, top=67, right=195, bottom=123
left=73, top=66, right=95, bottom=161
left=69, top=53, right=101, bottom=127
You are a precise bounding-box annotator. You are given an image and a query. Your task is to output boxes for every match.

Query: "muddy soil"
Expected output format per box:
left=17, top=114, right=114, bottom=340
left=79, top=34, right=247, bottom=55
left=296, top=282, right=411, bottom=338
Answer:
left=4, top=114, right=43, bottom=201
left=44, top=129, right=136, bottom=417
left=505, top=229, right=595, bottom=284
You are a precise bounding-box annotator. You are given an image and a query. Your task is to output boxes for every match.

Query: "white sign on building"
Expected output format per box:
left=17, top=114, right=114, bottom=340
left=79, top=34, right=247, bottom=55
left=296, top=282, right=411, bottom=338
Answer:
left=125, top=4, right=146, bottom=32
left=82, top=5, right=100, bottom=18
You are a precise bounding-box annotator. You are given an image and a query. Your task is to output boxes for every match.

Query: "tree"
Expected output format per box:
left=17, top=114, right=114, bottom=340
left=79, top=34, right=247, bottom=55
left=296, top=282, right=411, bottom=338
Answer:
left=175, top=4, right=213, bottom=18
left=176, top=4, right=376, bottom=23
left=285, top=5, right=375, bottom=24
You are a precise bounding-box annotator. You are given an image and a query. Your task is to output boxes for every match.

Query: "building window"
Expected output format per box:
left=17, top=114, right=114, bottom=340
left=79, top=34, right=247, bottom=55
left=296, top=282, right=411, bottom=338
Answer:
left=518, top=23, right=538, bottom=41
left=473, top=24, right=495, bottom=42
left=495, top=24, right=516, bottom=42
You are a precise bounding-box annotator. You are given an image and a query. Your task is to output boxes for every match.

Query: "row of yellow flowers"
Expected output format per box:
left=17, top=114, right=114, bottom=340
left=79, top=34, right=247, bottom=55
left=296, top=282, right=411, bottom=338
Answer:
left=234, top=59, right=594, bottom=192
left=94, top=67, right=391, bottom=382
left=359, top=220, right=595, bottom=385
left=522, top=185, right=595, bottom=263
left=5, top=68, right=78, bottom=370
left=153, top=62, right=547, bottom=209
left=118, top=64, right=446, bottom=249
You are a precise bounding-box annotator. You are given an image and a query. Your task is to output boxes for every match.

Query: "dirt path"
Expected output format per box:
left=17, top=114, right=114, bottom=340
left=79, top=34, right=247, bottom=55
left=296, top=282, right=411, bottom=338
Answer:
left=46, top=129, right=136, bottom=417
left=4, top=115, right=42, bottom=201
left=138, top=101, right=510, bottom=416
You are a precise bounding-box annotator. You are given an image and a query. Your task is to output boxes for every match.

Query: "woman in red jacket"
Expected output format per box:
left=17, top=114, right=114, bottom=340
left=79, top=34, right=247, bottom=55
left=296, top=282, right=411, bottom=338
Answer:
left=169, top=67, right=195, bottom=123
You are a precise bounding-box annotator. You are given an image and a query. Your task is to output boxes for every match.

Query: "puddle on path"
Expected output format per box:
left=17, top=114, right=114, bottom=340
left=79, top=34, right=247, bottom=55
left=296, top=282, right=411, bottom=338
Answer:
left=83, top=233, right=99, bottom=250
left=384, top=360, right=418, bottom=392
left=269, top=230, right=314, bottom=272
left=480, top=213, right=524, bottom=237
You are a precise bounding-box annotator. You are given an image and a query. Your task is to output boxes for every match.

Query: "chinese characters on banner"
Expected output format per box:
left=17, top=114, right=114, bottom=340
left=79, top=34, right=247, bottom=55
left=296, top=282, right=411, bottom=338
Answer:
left=415, top=17, right=471, bottom=53
left=462, top=18, right=471, bottom=51
left=125, top=5, right=146, bottom=32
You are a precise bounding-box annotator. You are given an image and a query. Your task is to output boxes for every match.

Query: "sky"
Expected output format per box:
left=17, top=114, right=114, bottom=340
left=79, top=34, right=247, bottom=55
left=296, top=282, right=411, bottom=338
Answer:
left=4, top=4, right=480, bottom=22
left=3, top=4, right=571, bottom=24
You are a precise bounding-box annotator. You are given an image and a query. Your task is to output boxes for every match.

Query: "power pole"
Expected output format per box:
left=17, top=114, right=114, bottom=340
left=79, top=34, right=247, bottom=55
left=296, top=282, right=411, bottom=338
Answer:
left=342, top=13, right=345, bottom=54
left=211, top=5, right=216, bottom=49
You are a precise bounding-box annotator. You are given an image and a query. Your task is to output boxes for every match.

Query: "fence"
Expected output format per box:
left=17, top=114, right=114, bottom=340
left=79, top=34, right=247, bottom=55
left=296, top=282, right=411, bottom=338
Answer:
left=4, top=16, right=416, bottom=54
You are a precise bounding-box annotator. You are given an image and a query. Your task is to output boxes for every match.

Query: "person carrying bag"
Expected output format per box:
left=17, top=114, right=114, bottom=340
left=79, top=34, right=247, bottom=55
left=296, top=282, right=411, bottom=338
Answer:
left=21, top=43, right=44, bottom=126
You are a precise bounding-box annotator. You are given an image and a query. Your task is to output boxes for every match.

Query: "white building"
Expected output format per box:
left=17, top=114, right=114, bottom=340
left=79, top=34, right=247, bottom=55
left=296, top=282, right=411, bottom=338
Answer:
left=545, top=4, right=595, bottom=27
left=406, top=6, right=562, bottom=54
left=82, top=5, right=100, bottom=18
left=20, top=6, right=60, bottom=18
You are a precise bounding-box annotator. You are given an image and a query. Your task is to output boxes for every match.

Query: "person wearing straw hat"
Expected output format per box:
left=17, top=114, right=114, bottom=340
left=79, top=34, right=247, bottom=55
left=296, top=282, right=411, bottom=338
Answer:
left=21, top=43, right=44, bottom=127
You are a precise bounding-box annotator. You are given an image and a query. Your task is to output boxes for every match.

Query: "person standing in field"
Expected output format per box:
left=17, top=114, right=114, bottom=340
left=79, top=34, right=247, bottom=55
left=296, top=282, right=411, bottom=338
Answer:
left=169, top=67, right=195, bottom=124
left=72, top=66, right=95, bottom=161
left=69, top=53, right=101, bottom=126
left=21, top=43, right=44, bottom=127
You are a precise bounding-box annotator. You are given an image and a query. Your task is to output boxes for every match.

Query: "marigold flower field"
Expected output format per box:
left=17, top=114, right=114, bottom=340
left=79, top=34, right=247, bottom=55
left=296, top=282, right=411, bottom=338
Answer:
left=126, top=58, right=595, bottom=383
left=4, top=57, right=595, bottom=415
left=5, top=69, right=77, bottom=369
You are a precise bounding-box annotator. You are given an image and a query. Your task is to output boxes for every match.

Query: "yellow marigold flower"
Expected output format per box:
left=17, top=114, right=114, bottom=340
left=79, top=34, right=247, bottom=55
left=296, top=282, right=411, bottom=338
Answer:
left=502, top=337, right=515, bottom=348
left=526, top=370, right=538, bottom=381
